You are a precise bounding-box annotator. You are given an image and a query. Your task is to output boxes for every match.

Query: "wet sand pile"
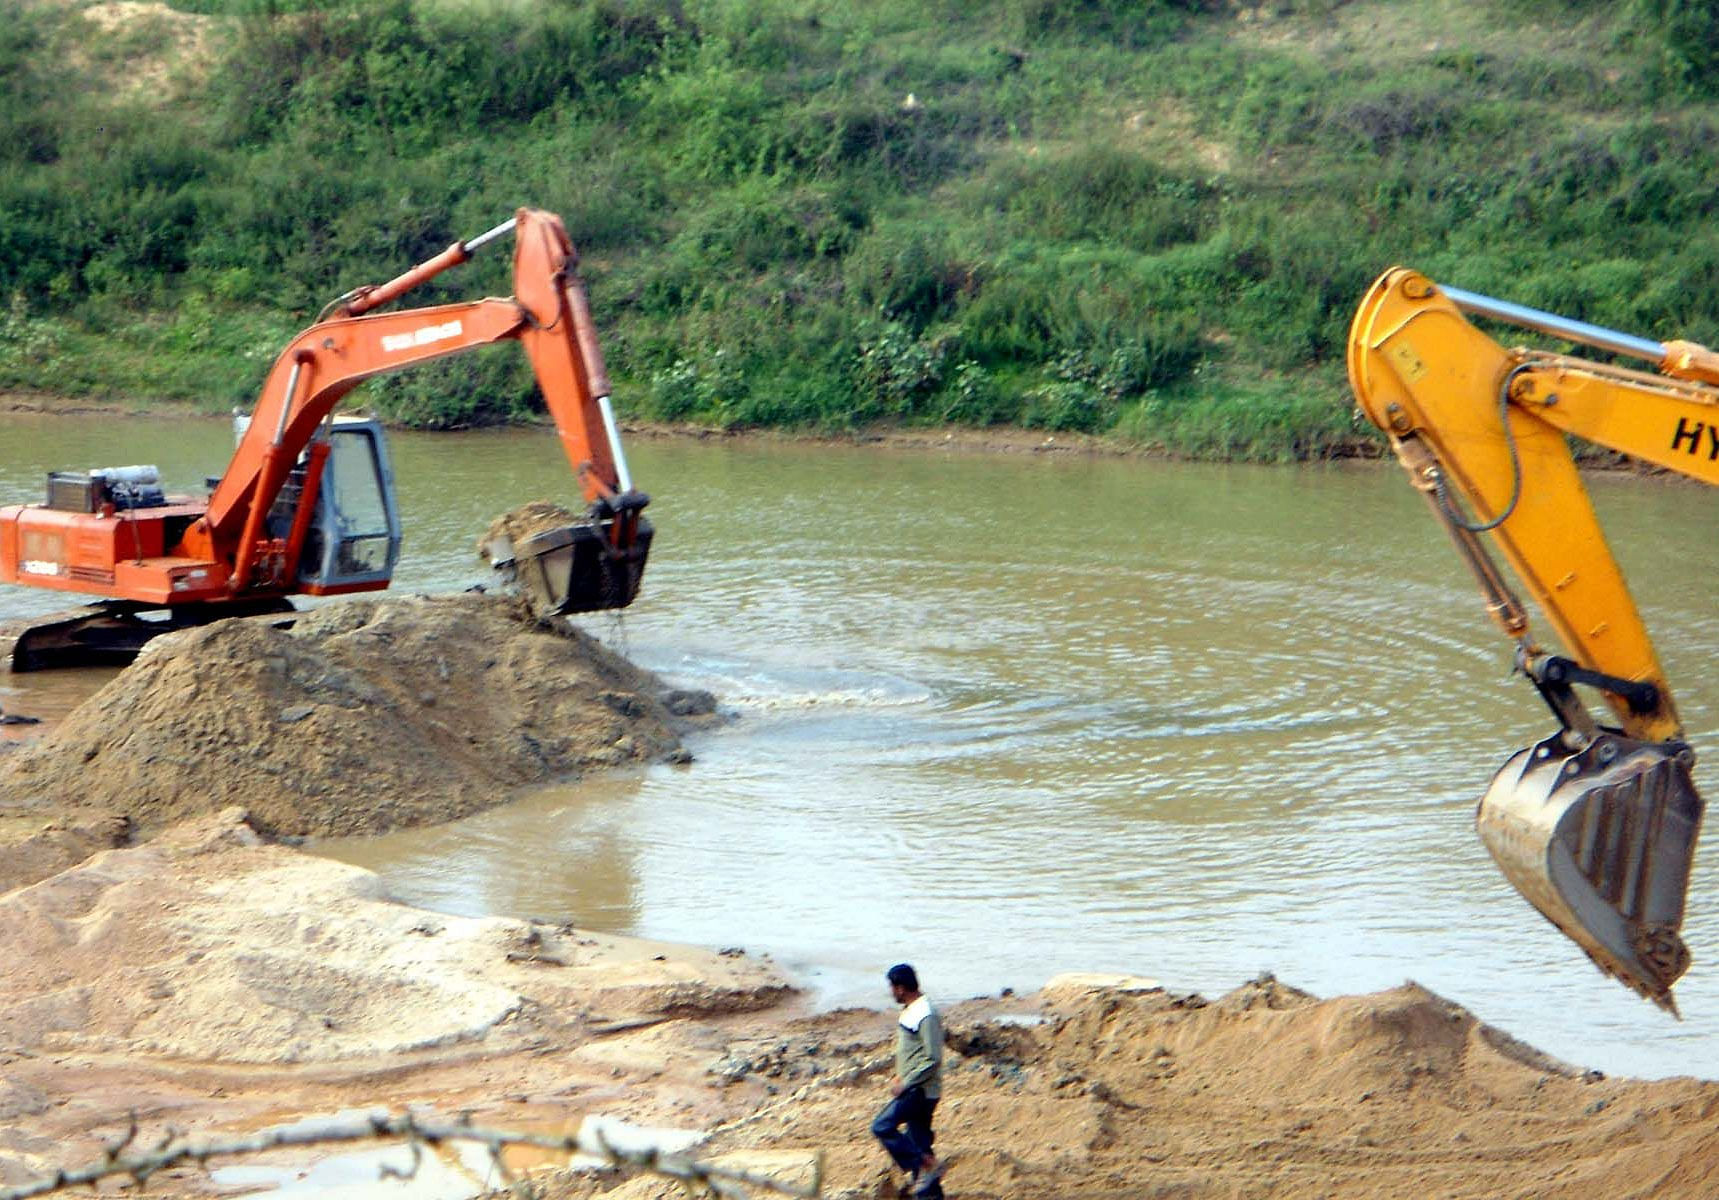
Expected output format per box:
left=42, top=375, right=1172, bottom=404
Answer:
left=0, top=809, right=789, bottom=1069
left=0, top=807, right=795, bottom=1192
left=0, top=592, right=704, bottom=888
left=572, top=974, right=1719, bottom=1200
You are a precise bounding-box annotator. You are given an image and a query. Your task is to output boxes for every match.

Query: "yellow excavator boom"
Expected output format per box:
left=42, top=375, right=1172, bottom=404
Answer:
left=1348, top=268, right=1715, bottom=1012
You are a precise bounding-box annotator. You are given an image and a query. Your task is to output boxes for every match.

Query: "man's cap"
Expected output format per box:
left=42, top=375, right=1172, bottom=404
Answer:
left=886, top=963, right=918, bottom=990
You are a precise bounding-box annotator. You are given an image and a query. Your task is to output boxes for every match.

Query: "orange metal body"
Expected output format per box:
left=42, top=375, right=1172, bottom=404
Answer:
left=0, top=501, right=230, bottom=604
left=0, top=208, right=631, bottom=609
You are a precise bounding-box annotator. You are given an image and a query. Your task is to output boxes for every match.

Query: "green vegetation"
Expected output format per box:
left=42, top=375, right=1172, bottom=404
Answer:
left=4, top=0, right=1718, bottom=459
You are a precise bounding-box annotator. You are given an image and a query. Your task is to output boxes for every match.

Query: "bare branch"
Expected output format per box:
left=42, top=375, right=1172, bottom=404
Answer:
left=0, top=1111, right=818, bottom=1200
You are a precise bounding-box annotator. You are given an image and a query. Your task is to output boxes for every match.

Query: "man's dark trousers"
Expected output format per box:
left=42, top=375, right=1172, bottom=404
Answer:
left=872, top=1085, right=937, bottom=1188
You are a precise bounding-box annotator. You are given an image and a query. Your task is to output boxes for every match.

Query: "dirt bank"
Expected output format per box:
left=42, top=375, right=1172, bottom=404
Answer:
left=0, top=810, right=788, bottom=1069
left=0, top=390, right=1213, bottom=461
left=11, top=391, right=1697, bottom=476
left=558, top=974, right=1719, bottom=1200
left=0, top=809, right=796, bottom=1192
left=0, top=592, right=711, bottom=890
left=0, top=805, right=1713, bottom=1197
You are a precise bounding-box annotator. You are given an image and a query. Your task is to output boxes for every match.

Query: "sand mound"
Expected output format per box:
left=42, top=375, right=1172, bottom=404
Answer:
left=645, top=975, right=1719, bottom=1200
left=1039, top=972, right=1576, bottom=1112
left=0, top=592, right=696, bottom=850
left=0, top=808, right=790, bottom=1066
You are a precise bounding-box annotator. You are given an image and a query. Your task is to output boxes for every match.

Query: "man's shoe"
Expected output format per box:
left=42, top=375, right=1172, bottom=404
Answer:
left=913, top=1160, right=944, bottom=1197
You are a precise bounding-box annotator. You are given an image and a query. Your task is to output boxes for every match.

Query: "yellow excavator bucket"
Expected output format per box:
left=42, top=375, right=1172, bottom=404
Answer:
left=1478, top=730, right=1704, bottom=1013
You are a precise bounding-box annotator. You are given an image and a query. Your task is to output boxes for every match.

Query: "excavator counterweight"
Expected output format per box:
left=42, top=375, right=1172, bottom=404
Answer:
left=1349, top=267, right=1713, bottom=1011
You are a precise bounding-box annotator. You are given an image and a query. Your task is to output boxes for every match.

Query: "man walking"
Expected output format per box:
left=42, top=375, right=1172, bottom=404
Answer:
left=871, top=963, right=944, bottom=1198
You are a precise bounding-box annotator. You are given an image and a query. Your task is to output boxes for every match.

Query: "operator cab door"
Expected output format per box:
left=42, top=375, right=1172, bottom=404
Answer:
left=297, top=419, right=402, bottom=593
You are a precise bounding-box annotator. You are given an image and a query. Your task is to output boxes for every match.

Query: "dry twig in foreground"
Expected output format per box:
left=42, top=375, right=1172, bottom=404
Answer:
left=0, top=1108, right=821, bottom=1200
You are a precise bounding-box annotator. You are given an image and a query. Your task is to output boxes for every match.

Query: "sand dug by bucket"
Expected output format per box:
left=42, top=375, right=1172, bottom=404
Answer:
left=479, top=499, right=583, bottom=562
left=0, top=592, right=696, bottom=849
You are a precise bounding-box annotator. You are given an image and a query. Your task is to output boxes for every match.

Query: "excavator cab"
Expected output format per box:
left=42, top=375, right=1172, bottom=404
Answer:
left=294, top=419, right=402, bottom=593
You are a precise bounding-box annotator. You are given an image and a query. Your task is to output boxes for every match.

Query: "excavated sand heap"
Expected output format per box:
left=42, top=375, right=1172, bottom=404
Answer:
left=636, top=975, right=1719, bottom=1200
left=478, top=499, right=584, bottom=562
left=0, top=592, right=696, bottom=864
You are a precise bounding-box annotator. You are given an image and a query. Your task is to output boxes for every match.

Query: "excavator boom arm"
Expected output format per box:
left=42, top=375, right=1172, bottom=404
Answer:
left=200, top=209, right=633, bottom=571
left=1525, top=358, right=1719, bottom=487
left=204, top=298, right=525, bottom=534
left=1347, top=270, right=1716, bottom=742
left=1348, top=268, right=1712, bottom=1011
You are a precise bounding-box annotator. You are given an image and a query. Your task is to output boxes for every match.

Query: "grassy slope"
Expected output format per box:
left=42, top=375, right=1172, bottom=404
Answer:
left=2, top=0, right=1716, bottom=459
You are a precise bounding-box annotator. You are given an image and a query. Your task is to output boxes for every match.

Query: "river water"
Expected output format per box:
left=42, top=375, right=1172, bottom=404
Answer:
left=1, top=412, right=1715, bottom=1080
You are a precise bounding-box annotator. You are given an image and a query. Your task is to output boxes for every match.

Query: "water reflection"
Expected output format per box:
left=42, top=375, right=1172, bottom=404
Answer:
left=330, top=782, right=645, bottom=929
left=0, top=666, right=121, bottom=744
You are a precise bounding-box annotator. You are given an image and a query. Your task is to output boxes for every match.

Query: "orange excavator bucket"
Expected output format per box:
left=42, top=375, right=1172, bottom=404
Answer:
left=1478, top=730, right=1704, bottom=1013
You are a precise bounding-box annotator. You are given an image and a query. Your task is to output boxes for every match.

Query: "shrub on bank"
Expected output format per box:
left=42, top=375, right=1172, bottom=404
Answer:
left=2, top=0, right=1716, bottom=458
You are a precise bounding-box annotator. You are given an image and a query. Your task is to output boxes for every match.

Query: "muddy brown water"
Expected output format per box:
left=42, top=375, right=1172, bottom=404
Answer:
left=1, top=412, right=1715, bottom=1079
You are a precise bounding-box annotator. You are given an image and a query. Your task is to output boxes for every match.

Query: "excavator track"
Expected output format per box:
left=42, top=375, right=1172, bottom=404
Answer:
left=1, top=599, right=296, bottom=672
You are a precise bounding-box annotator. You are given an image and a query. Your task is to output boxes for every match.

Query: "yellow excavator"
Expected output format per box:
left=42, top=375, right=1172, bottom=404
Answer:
left=1348, top=269, right=1717, bottom=1014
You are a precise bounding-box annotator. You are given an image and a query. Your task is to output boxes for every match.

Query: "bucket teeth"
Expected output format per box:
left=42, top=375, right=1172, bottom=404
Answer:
left=1477, top=732, right=1703, bottom=1012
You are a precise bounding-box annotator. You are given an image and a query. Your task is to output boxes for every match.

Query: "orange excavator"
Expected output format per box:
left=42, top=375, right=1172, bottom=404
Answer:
left=1349, top=268, right=1717, bottom=1013
left=0, top=208, right=650, bottom=670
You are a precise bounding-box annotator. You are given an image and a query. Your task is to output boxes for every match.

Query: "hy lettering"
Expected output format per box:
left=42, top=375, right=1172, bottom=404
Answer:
left=1671, top=417, right=1719, bottom=460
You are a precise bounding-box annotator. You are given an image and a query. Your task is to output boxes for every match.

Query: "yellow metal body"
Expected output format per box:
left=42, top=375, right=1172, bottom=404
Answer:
left=1349, top=269, right=1716, bottom=741
left=1348, top=268, right=1716, bottom=1010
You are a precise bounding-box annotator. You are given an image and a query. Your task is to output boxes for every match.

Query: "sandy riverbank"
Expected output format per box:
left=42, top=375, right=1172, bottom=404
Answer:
left=0, top=388, right=1362, bottom=463
left=2, top=811, right=1716, bottom=1200
left=1, top=593, right=1716, bottom=1198
left=10, top=388, right=1693, bottom=479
